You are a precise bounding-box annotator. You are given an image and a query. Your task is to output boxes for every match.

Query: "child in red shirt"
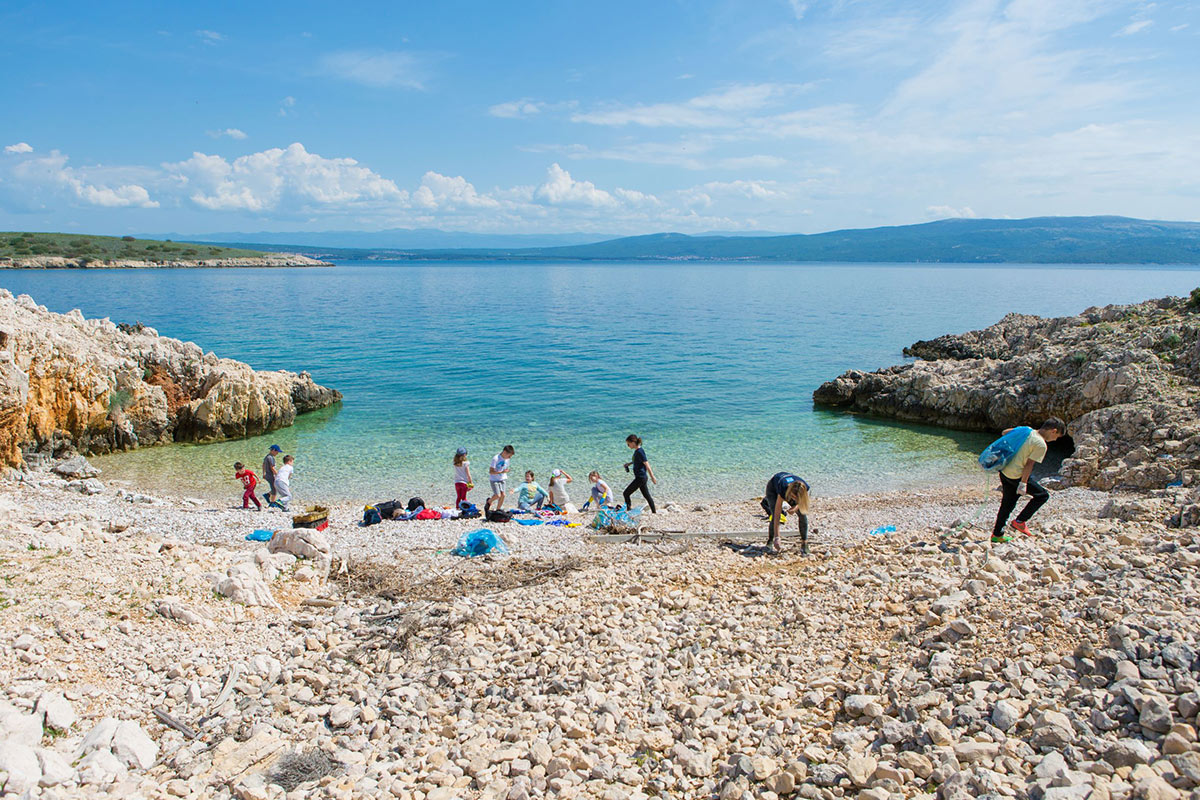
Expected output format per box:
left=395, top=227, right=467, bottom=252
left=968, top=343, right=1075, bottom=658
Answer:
left=234, top=462, right=262, bottom=510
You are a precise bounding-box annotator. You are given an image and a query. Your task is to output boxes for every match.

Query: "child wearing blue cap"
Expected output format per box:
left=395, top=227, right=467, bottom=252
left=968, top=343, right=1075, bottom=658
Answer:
left=262, top=444, right=282, bottom=504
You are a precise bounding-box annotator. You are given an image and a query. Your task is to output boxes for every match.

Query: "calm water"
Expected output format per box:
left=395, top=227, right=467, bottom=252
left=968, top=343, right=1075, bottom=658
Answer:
left=3, top=261, right=1198, bottom=504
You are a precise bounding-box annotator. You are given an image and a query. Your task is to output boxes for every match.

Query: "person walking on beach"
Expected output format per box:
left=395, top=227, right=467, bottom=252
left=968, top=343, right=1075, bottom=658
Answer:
left=234, top=462, right=262, bottom=510
left=762, top=472, right=811, bottom=555
left=622, top=434, right=657, bottom=513
left=991, top=417, right=1066, bottom=543
left=273, top=454, right=295, bottom=512
left=485, top=445, right=515, bottom=516
left=453, top=447, right=473, bottom=507
left=548, top=468, right=573, bottom=508
left=262, top=444, right=282, bottom=504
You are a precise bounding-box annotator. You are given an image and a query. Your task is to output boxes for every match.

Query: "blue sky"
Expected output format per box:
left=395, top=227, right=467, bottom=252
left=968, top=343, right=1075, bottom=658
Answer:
left=1, top=0, right=1198, bottom=235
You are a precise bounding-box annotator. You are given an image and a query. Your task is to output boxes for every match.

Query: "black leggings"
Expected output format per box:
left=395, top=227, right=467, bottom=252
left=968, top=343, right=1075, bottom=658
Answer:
left=993, top=474, right=1049, bottom=536
left=623, top=475, right=656, bottom=513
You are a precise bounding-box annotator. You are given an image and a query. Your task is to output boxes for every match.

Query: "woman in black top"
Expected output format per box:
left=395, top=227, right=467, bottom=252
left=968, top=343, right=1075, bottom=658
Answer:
left=622, top=434, right=657, bottom=513
left=762, top=472, right=811, bottom=554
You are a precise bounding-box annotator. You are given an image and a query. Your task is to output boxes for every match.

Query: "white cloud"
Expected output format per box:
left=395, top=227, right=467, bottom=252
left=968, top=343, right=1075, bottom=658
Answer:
left=572, top=84, right=804, bottom=128
left=1115, top=19, right=1153, bottom=35
left=534, top=164, right=616, bottom=207
left=166, top=143, right=405, bottom=212
left=927, top=205, right=979, bottom=219
left=412, top=172, right=500, bottom=209
left=489, top=99, right=544, bottom=118
left=5, top=149, right=158, bottom=208
left=317, top=50, right=427, bottom=89
left=614, top=187, right=662, bottom=206
left=881, top=1, right=1133, bottom=131
left=787, top=0, right=808, bottom=21
left=196, top=29, right=224, bottom=43
left=681, top=180, right=785, bottom=208
left=4, top=142, right=33, bottom=154
left=206, top=128, right=247, bottom=140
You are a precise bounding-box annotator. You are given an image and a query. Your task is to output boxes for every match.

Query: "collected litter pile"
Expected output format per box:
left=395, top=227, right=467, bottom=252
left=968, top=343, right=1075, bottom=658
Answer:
left=589, top=505, right=643, bottom=535
left=451, top=528, right=509, bottom=558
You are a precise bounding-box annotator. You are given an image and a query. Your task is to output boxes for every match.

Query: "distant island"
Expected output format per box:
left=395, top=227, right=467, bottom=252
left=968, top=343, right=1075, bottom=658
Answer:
left=0, top=232, right=331, bottom=269
left=175, top=216, right=1200, bottom=265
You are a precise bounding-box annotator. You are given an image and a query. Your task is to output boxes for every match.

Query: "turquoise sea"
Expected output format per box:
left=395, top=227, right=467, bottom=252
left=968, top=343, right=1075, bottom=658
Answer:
left=3, top=261, right=1198, bottom=504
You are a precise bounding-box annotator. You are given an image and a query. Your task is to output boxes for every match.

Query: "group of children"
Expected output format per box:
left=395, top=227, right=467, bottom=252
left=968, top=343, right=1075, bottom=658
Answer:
left=457, top=434, right=658, bottom=518
left=233, top=444, right=295, bottom=511
left=225, top=418, right=1065, bottom=557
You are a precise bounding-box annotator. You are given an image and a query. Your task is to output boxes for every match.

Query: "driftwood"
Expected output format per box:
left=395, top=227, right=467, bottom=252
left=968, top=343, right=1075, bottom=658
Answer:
left=153, top=708, right=199, bottom=739
left=587, top=530, right=803, bottom=544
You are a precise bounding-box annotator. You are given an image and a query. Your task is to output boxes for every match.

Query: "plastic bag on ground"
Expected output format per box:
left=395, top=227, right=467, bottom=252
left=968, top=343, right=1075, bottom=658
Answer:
left=452, top=528, right=510, bottom=558
left=590, top=506, right=642, bottom=534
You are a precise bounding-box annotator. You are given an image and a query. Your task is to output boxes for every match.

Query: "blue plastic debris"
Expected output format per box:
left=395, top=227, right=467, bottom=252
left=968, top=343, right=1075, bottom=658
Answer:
left=452, top=528, right=510, bottom=558
left=245, top=529, right=274, bottom=542
left=868, top=525, right=897, bottom=536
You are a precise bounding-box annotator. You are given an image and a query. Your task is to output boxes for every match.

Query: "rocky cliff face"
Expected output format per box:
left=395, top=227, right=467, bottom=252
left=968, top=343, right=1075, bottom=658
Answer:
left=814, top=293, right=1200, bottom=490
left=0, top=289, right=341, bottom=468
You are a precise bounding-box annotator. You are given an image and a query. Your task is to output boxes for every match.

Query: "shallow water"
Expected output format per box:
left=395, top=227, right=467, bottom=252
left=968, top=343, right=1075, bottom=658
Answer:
left=3, top=261, right=1197, bottom=504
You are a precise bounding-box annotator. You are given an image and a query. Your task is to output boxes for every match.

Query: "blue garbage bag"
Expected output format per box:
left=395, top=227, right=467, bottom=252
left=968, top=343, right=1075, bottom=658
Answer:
left=590, top=505, right=641, bottom=531
left=246, top=529, right=274, bottom=542
left=452, top=528, right=509, bottom=558
left=978, top=426, right=1033, bottom=471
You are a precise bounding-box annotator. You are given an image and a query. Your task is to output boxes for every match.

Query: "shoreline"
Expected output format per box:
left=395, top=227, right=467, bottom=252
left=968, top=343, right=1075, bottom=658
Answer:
left=0, top=256, right=333, bottom=269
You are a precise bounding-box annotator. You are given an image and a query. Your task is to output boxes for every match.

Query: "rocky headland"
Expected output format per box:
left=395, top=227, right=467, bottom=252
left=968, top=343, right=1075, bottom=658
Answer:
left=0, top=289, right=341, bottom=470
left=814, top=292, right=1200, bottom=493
left=1, top=255, right=332, bottom=269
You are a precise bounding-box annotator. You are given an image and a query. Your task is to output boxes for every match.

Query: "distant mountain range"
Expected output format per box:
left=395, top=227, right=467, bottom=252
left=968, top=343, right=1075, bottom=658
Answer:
left=143, top=228, right=617, bottom=250
left=160, top=216, right=1200, bottom=264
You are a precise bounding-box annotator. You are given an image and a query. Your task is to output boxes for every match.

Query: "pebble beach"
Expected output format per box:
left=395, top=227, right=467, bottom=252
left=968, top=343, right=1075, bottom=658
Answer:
left=10, top=462, right=1199, bottom=800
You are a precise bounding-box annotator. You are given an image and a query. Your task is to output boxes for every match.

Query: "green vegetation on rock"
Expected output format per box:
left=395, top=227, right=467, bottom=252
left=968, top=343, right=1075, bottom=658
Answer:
left=0, top=232, right=264, bottom=262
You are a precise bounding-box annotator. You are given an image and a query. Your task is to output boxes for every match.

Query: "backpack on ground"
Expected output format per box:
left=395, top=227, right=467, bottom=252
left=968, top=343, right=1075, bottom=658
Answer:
left=486, top=509, right=513, bottom=523
left=406, top=497, right=425, bottom=512
left=375, top=499, right=402, bottom=519
left=458, top=502, right=481, bottom=519
left=362, top=505, right=383, bottom=526
left=979, top=426, right=1034, bottom=471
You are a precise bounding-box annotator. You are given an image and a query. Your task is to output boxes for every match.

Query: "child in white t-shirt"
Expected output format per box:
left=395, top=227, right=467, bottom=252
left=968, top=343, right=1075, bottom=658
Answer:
left=485, top=445, right=514, bottom=516
left=273, top=455, right=294, bottom=511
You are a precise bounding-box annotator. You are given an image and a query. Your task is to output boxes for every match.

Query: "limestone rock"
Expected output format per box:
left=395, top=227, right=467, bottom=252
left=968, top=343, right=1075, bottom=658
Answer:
left=0, top=288, right=340, bottom=469
left=35, top=692, right=76, bottom=732
left=0, top=741, right=41, bottom=794
left=813, top=293, right=1200, bottom=490
left=76, top=748, right=127, bottom=786
left=267, top=528, right=332, bottom=576
left=51, top=455, right=99, bottom=478
left=36, top=748, right=75, bottom=787
left=215, top=563, right=279, bottom=607
left=110, top=720, right=158, bottom=769
left=155, top=599, right=208, bottom=625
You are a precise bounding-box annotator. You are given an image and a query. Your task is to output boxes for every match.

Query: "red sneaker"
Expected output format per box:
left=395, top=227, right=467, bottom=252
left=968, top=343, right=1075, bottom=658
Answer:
left=1009, top=520, right=1031, bottom=536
